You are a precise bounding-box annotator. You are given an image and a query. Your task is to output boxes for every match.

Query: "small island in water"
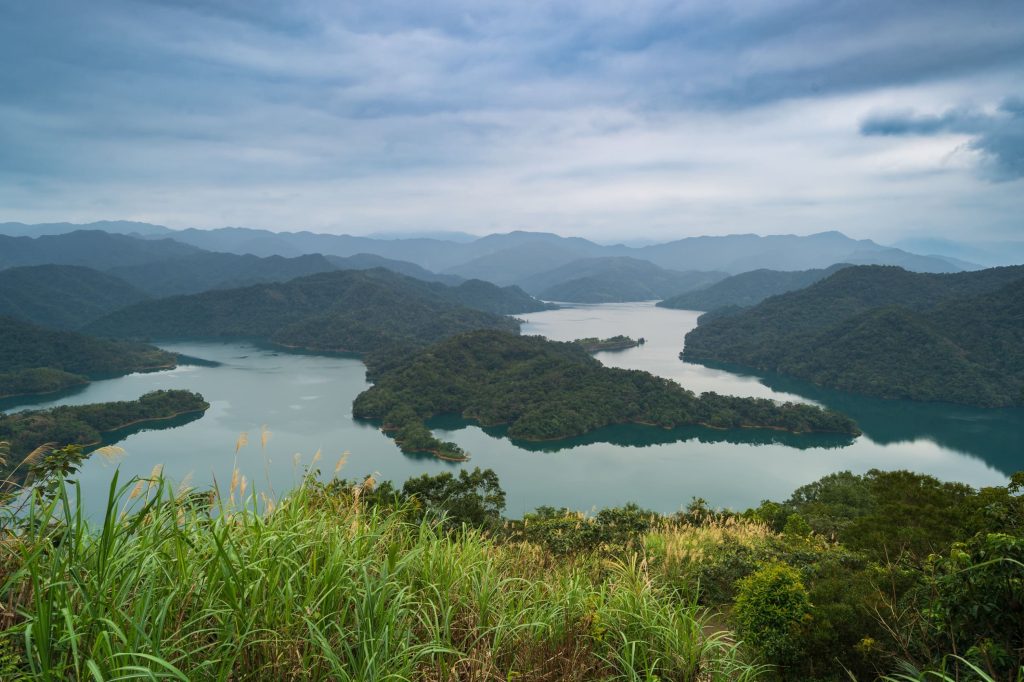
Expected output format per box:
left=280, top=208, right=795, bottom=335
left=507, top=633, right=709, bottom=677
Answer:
left=573, top=335, right=645, bottom=352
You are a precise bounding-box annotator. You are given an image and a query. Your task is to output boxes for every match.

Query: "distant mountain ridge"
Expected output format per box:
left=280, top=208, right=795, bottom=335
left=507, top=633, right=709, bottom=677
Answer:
left=683, top=265, right=1024, bottom=407
left=1, top=222, right=967, bottom=279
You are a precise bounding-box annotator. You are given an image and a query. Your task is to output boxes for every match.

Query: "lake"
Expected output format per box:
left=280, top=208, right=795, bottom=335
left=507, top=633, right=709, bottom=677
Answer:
left=5, top=302, right=1019, bottom=518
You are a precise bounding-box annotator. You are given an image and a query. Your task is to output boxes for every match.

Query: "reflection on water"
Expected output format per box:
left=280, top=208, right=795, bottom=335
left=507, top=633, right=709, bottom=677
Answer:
left=1, top=302, right=1017, bottom=517
left=423, top=414, right=856, bottom=452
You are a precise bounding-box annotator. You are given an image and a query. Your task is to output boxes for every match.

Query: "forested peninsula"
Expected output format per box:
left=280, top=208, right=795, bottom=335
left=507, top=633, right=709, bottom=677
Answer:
left=0, top=317, right=178, bottom=399
left=0, top=390, right=209, bottom=481
left=684, top=265, right=1024, bottom=406
left=353, top=331, right=859, bottom=459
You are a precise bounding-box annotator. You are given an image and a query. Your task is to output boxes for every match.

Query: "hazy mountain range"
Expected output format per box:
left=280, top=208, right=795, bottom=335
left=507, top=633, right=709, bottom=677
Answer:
left=0, top=222, right=980, bottom=285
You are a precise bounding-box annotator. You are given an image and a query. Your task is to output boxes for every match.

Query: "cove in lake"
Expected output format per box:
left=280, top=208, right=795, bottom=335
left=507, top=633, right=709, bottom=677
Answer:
left=3, top=302, right=1016, bottom=518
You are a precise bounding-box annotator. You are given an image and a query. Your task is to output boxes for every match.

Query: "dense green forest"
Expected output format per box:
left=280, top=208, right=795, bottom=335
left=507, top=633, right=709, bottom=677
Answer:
left=658, top=263, right=849, bottom=311
left=685, top=265, right=1024, bottom=406
left=0, top=317, right=177, bottom=398
left=0, top=459, right=1018, bottom=680
left=573, top=335, right=644, bottom=351
left=0, top=389, right=208, bottom=481
left=0, top=265, right=149, bottom=329
left=85, top=269, right=523, bottom=364
left=426, top=278, right=555, bottom=314
left=354, top=330, right=858, bottom=458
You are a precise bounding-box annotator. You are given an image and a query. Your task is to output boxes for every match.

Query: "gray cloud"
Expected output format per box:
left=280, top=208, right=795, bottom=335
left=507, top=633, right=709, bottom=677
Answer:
left=861, top=98, right=1024, bottom=180
left=0, top=0, right=1022, bottom=239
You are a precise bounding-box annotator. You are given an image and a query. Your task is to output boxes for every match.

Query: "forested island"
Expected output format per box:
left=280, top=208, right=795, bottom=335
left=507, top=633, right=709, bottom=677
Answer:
left=0, top=316, right=178, bottom=399
left=0, top=389, right=209, bottom=481
left=354, top=330, right=858, bottom=458
left=573, top=335, right=645, bottom=352
left=684, top=265, right=1024, bottom=407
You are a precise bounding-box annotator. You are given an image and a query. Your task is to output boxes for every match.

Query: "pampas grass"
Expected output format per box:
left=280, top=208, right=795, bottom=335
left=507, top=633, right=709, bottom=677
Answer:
left=0, top=472, right=763, bottom=681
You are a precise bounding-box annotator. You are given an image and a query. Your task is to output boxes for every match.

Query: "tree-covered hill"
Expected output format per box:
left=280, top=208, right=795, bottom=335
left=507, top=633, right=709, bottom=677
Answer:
left=0, top=265, right=149, bottom=329
left=430, top=279, right=555, bottom=314
left=522, top=257, right=728, bottom=302
left=658, top=264, right=850, bottom=311
left=0, top=317, right=178, bottom=399
left=85, top=269, right=522, bottom=362
left=353, top=330, right=858, bottom=458
left=684, top=265, right=1024, bottom=406
left=0, top=390, right=208, bottom=476
left=108, top=251, right=465, bottom=297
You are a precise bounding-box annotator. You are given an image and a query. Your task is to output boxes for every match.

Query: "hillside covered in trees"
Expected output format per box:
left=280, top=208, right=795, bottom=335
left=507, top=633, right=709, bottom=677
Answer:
left=0, top=389, right=209, bottom=481
left=0, top=265, right=149, bottom=329
left=85, top=269, right=524, bottom=365
left=522, top=257, right=728, bottom=302
left=354, top=330, right=858, bottom=458
left=658, top=263, right=849, bottom=311
left=0, top=317, right=177, bottom=399
left=684, top=265, right=1024, bottom=406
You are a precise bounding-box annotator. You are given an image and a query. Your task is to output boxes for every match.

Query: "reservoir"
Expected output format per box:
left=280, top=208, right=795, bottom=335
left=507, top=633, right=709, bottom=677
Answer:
left=5, top=302, right=1017, bottom=517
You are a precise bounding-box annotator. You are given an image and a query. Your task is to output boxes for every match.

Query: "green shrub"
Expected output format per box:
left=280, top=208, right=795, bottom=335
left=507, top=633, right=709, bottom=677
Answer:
left=733, top=562, right=812, bottom=670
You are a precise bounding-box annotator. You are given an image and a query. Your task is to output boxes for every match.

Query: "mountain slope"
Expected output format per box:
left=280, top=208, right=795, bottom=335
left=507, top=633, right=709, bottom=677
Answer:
left=521, top=257, right=728, bottom=302
left=0, top=265, right=149, bottom=329
left=85, top=269, right=521, bottom=368
left=432, top=279, right=554, bottom=314
left=108, top=253, right=340, bottom=296
left=0, top=316, right=177, bottom=398
left=658, top=264, right=850, bottom=311
left=326, top=254, right=463, bottom=285
left=683, top=265, right=1024, bottom=406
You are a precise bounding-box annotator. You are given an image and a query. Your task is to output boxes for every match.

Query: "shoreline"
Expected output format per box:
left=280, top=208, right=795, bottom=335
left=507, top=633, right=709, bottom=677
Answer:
left=82, top=405, right=211, bottom=450
left=0, top=361, right=180, bottom=404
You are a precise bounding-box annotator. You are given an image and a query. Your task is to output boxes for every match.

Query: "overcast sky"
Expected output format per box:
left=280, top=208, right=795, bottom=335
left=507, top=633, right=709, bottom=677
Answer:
left=2, top=0, right=1022, bottom=243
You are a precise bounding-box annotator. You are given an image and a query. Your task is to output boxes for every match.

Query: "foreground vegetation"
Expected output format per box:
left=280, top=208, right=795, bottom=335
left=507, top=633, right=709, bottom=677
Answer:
left=0, top=460, right=761, bottom=681
left=0, top=390, right=209, bottom=482
left=684, top=265, right=1024, bottom=407
left=354, top=331, right=859, bottom=459
left=0, top=452, right=1019, bottom=681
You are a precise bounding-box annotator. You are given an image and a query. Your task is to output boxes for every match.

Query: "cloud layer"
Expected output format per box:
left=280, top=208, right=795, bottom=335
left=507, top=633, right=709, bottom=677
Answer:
left=862, top=98, right=1024, bottom=181
left=1, top=0, right=1022, bottom=241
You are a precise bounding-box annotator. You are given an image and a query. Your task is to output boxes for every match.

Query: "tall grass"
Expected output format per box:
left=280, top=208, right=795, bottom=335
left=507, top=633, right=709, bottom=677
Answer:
left=0, top=472, right=765, bottom=681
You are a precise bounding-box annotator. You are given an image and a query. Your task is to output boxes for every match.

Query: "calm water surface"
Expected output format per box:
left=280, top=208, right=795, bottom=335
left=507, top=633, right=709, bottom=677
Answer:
left=6, top=302, right=1019, bottom=517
